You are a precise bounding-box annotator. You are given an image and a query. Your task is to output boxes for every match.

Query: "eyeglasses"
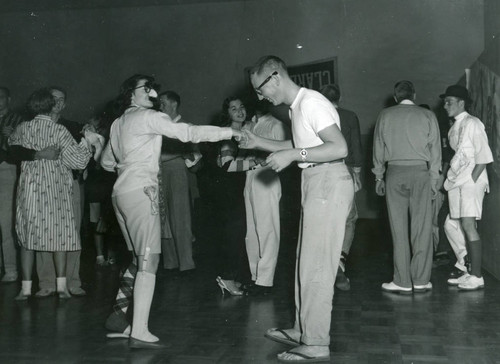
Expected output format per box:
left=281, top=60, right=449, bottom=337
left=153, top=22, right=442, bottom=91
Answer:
left=255, top=71, right=278, bottom=91
left=133, top=84, right=153, bottom=93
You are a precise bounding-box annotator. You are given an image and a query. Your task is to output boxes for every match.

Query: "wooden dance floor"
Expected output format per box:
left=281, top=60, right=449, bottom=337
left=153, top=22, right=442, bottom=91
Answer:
left=1, top=216, right=500, bottom=363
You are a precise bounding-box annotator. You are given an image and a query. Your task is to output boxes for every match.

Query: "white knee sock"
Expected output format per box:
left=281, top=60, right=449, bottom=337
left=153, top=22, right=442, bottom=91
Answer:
left=22, top=280, right=32, bottom=295
left=444, top=215, right=467, bottom=270
left=131, top=271, right=158, bottom=342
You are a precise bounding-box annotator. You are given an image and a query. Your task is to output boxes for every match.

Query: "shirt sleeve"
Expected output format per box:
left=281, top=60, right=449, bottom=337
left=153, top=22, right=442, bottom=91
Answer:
left=219, top=140, right=256, bottom=172
left=7, top=122, right=25, bottom=146
left=349, top=113, right=363, bottom=168
left=59, top=126, right=92, bottom=170
left=303, top=98, right=338, bottom=135
left=472, top=121, right=493, bottom=164
left=371, top=112, right=386, bottom=179
left=428, top=113, right=442, bottom=180
left=100, top=140, right=117, bottom=172
left=146, top=111, right=233, bottom=143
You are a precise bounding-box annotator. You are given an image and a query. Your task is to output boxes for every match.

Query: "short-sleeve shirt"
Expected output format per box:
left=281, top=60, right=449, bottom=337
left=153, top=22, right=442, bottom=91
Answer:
left=289, top=88, right=340, bottom=168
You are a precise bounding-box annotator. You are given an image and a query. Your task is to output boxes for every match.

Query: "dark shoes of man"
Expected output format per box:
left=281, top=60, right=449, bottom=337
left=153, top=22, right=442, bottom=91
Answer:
left=335, top=267, right=351, bottom=291
left=432, top=251, right=451, bottom=267
left=335, top=253, right=351, bottom=291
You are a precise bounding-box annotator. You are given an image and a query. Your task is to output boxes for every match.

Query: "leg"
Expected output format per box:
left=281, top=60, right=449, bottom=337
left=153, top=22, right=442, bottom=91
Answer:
left=460, top=217, right=481, bottom=277
left=167, top=168, right=195, bottom=271
left=105, top=196, right=137, bottom=335
left=54, top=251, right=71, bottom=299
left=36, top=251, right=56, bottom=294
left=113, top=189, right=164, bottom=345
left=295, top=168, right=352, bottom=341
left=250, top=170, right=281, bottom=287
left=131, top=253, right=160, bottom=342
left=336, top=199, right=358, bottom=291
left=287, top=165, right=353, bottom=360
left=385, top=166, right=412, bottom=288
left=90, top=203, right=106, bottom=265
left=66, top=250, right=84, bottom=295
left=15, top=246, right=34, bottom=300
left=67, top=179, right=84, bottom=293
left=408, top=168, right=433, bottom=286
left=244, top=173, right=259, bottom=283
left=444, top=215, right=467, bottom=271
left=0, top=163, right=18, bottom=281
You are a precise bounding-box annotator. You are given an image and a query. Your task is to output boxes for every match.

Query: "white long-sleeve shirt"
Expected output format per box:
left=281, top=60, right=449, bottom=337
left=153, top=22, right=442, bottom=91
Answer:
left=101, top=106, right=232, bottom=195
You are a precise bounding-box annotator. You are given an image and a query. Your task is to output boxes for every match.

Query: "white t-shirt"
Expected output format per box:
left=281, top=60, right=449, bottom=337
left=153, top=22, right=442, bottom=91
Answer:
left=289, top=88, right=340, bottom=168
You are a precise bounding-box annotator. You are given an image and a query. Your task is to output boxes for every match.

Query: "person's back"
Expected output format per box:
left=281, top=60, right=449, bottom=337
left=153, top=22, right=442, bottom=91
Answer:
left=376, top=104, right=438, bottom=162
left=109, top=107, right=163, bottom=194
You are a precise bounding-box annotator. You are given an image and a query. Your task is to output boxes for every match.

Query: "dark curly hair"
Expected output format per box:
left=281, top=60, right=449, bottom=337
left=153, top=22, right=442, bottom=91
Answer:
left=220, top=96, right=245, bottom=127
left=27, top=88, right=56, bottom=116
left=114, top=74, right=157, bottom=116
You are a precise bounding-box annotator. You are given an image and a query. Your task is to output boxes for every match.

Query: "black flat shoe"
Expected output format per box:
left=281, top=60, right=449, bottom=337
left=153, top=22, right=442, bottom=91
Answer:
left=448, top=267, right=467, bottom=279
left=129, top=337, right=169, bottom=349
left=245, top=284, right=272, bottom=296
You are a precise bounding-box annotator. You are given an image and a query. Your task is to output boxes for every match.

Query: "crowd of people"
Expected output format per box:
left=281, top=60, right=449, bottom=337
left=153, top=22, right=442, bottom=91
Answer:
left=0, top=54, right=493, bottom=362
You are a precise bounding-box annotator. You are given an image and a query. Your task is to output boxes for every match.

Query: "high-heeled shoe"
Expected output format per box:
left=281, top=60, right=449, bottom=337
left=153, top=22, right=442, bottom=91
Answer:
left=216, top=276, right=244, bottom=296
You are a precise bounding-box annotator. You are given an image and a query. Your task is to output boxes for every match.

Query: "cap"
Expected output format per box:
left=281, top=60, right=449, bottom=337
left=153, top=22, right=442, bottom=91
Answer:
left=440, top=85, right=470, bottom=101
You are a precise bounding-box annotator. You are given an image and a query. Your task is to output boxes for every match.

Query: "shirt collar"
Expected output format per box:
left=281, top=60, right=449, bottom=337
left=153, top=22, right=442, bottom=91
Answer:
left=399, top=99, right=415, bottom=105
left=172, top=115, right=181, bottom=123
left=290, top=88, right=305, bottom=111
left=454, top=111, right=468, bottom=122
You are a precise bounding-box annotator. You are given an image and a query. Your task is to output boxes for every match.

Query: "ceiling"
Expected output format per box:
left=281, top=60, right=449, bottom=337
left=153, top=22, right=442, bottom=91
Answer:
left=0, top=0, right=251, bottom=13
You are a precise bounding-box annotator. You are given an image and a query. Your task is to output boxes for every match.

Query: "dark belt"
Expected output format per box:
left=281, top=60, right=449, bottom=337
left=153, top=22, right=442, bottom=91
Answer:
left=306, top=159, right=344, bottom=169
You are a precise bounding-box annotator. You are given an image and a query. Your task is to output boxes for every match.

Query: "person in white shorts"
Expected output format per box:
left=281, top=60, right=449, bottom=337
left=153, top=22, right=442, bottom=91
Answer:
left=441, top=85, right=493, bottom=291
left=101, top=74, right=241, bottom=348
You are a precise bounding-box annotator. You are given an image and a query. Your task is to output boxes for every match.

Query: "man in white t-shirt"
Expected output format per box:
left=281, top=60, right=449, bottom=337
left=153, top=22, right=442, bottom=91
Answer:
left=240, top=56, right=353, bottom=363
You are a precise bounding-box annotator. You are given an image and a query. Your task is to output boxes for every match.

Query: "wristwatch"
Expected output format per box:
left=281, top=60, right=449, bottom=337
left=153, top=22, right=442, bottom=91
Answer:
left=300, top=149, right=308, bottom=162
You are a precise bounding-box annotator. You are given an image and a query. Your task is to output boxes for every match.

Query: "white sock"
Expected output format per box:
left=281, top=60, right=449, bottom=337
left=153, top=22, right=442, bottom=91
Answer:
left=22, top=280, right=32, bottom=295
left=131, top=271, right=158, bottom=342
left=56, top=277, right=67, bottom=292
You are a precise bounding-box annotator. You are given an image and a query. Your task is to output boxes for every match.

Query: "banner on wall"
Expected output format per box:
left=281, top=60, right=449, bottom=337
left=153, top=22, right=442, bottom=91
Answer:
left=245, top=57, right=338, bottom=92
left=287, top=58, right=338, bottom=92
left=469, top=61, right=500, bottom=179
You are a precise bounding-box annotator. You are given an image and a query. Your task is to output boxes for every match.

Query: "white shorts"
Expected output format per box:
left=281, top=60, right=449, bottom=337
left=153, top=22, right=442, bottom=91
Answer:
left=448, top=177, right=488, bottom=220
left=112, top=187, right=161, bottom=256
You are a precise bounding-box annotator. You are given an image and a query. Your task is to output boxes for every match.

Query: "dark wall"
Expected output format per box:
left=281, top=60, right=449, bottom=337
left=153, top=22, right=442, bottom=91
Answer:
left=0, top=0, right=484, bottom=217
left=477, top=0, right=500, bottom=278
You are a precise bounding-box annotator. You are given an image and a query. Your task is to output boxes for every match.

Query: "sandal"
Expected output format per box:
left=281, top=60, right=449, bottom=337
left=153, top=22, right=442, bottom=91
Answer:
left=265, top=328, right=300, bottom=346
left=277, top=349, right=330, bottom=363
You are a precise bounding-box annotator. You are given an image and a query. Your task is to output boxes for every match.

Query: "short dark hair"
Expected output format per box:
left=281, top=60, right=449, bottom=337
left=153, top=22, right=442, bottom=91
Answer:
left=28, top=88, right=56, bottom=115
left=115, top=74, right=156, bottom=116
left=49, top=86, right=67, bottom=98
left=320, top=84, right=341, bottom=103
left=394, top=80, right=415, bottom=103
left=250, top=55, right=288, bottom=77
left=0, top=87, right=11, bottom=98
left=159, top=90, right=181, bottom=108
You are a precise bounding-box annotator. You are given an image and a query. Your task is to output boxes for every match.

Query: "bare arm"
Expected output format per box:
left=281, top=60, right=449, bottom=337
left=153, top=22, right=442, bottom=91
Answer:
left=471, top=164, right=486, bottom=183
left=264, top=124, right=347, bottom=172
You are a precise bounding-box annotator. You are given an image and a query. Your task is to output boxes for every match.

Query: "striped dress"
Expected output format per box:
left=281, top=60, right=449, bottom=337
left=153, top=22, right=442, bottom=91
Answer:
left=8, top=115, right=91, bottom=251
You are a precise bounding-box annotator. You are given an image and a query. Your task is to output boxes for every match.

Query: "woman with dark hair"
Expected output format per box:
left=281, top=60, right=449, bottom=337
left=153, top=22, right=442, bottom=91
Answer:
left=214, top=96, right=256, bottom=296
left=9, top=88, right=92, bottom=300
left=101, top=74, right=242, bottom=348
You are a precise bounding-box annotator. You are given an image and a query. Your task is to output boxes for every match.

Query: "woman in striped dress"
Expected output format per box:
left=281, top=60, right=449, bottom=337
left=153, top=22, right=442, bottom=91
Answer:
left=9, top=88, right=91, bottom=300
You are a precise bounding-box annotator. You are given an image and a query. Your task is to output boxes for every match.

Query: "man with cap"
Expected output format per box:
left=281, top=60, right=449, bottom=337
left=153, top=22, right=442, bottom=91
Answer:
left=373, top=80, right=441, bottom=294
left=441, top=85, right=493, bottom=290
